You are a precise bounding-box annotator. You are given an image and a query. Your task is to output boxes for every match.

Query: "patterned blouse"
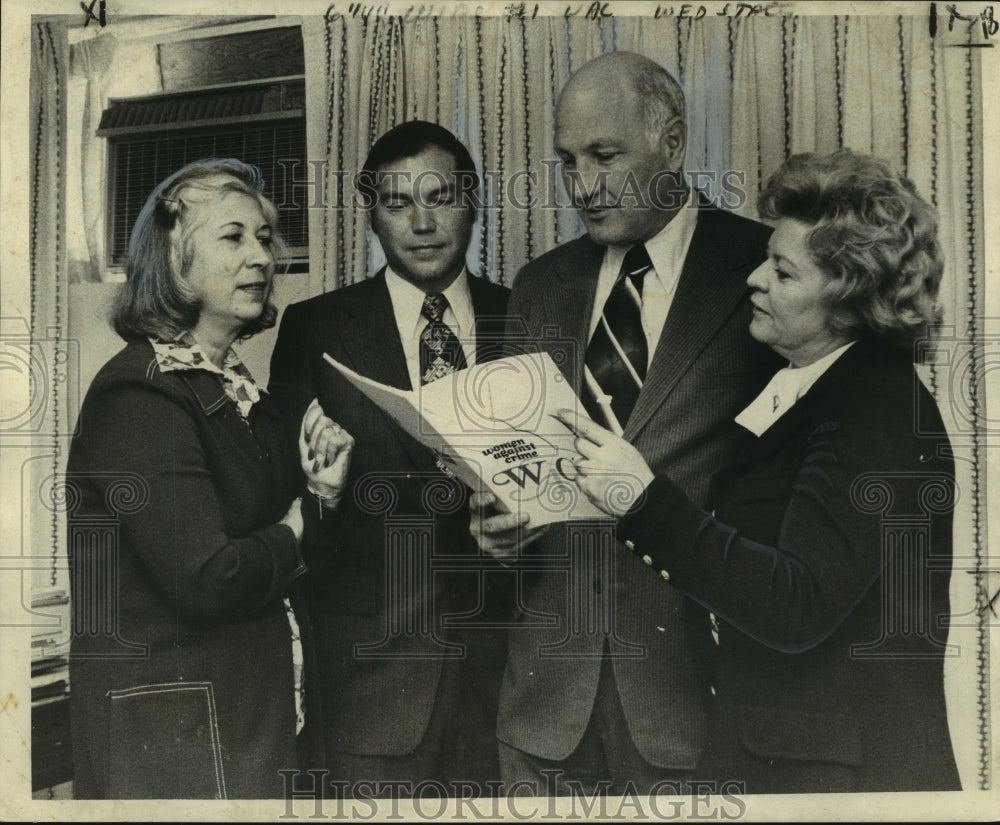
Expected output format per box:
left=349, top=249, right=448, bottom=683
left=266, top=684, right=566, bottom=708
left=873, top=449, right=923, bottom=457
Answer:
left=150, top=332, right=306, bottom=734
left=150, top=333, right=263, bottom=418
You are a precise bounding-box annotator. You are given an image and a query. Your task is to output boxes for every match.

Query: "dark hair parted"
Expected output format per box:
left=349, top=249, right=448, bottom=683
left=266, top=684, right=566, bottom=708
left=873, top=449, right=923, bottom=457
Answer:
left=356, top=120, right=480, bottom=209
left=758, top=148, right=943, bottom=350
left=112, top=158, right=286, bottom=343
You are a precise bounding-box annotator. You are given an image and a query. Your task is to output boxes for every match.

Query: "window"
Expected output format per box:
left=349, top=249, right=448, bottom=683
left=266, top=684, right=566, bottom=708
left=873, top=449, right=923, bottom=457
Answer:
left=97, top=77, right=308, bottom=270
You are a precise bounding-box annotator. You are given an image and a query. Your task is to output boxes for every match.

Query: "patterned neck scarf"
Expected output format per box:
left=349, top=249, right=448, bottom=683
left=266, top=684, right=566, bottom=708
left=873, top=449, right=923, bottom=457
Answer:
left=149, top=332, right=262, bottom=418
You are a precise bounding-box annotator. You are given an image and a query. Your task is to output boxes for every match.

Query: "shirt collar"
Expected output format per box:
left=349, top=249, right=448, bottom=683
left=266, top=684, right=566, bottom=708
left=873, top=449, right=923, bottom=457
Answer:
left=384, top=265, right=473, bottom=340
left=735, top=341, right=856, bottom=437
left=643, top=187, right=697, bottom=294
left=602, top=187, right=698, bottom=294
left=149, top=332, right=262, bottom=418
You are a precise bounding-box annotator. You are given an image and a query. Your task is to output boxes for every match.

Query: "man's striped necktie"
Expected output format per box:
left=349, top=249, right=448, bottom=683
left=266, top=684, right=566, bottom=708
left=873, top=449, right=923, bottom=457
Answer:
left=583, top=244, right=653, bottom=433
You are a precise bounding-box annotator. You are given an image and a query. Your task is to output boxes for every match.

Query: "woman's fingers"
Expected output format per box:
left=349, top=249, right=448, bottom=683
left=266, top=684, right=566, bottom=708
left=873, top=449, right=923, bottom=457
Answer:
left=322, top=427, right=353, bottom=468
left=301, top=398, right=323, bottom=444
left=552, top=407, right=610, bottom=447
left=301, top=399, right=328, bottom=462
left=313, top=426, right=352, bottom=471
left=300, top=400, right=353, bottom=471
left=307, top=411, right=335, bottom=451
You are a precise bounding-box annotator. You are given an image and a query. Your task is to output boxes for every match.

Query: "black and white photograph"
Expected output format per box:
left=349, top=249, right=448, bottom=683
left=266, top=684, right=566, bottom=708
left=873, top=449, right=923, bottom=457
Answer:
left=1, top=0, right=997, bottom=820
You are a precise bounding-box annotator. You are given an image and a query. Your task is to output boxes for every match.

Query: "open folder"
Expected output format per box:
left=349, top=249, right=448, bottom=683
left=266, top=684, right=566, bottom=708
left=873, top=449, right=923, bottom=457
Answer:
left=323, top=351, right=609, bottom=526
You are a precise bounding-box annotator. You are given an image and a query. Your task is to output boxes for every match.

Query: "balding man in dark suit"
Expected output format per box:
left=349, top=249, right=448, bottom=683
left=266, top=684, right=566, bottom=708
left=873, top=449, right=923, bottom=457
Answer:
left=473, top=52, right=782, bottom=796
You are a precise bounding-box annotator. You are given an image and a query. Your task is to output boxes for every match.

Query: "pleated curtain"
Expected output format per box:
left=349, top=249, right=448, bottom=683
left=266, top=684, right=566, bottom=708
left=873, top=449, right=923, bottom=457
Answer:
left=300, top=11, right=988, bottom=789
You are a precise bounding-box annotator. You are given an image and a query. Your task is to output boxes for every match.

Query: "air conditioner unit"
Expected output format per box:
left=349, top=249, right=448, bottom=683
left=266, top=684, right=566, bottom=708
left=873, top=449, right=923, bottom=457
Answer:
left=97, top=76, right=308, bottom=268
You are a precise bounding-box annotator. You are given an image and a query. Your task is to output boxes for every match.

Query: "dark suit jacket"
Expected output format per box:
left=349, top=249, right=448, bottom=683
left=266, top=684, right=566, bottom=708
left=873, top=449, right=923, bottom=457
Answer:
left=67, top=339, right=316, bottom=799
left=498, top=203, right=782, bottom=767
left=268, top=270, right=510, bottom=757
left=619, top=340, right=961, bottom=792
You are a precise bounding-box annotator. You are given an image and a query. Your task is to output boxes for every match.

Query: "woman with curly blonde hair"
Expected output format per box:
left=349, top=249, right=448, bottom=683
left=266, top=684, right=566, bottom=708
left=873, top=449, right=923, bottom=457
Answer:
left=558, top=149, right=961, bottom=793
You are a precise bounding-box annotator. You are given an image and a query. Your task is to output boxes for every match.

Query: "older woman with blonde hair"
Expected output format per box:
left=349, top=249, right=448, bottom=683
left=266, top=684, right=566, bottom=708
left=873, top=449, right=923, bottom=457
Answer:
left=558, top=149, right=961, bottom=793
left=68, top=158, right=353, bottom=799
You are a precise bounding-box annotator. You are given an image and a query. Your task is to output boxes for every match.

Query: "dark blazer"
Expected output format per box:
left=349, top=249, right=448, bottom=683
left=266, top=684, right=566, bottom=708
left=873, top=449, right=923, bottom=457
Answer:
left=498, top=203, right=782, bottom=767
left=268, top=271, right=511, bottom=758
left=67, top=339, right=315, bottom=799
left=618, top=340, right=961, bottom=792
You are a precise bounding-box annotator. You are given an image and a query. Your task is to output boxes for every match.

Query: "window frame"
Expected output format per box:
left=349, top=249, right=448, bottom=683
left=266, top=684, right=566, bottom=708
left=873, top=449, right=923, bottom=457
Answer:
left=98, top=75, right=309, bottom=274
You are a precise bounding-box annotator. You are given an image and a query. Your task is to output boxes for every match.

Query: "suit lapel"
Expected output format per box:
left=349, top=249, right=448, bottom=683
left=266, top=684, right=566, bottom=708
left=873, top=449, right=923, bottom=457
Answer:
left=469, top=274, right=507, bottom=364
left=733, top=403, right=810, bottom=469
left=548, top=237, right=603, bottom=393
left=625, top=205, right=758, bottom=441
left=332, top=269, right=437, bottom=471
left=730, top=343, right=861, bottom=468
left=334, top=269, right=412, bottom=391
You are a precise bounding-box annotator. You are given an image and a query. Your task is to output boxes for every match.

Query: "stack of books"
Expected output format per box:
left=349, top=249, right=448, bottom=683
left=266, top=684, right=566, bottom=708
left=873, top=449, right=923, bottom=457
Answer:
left=31, top=587, right=70, bottom=706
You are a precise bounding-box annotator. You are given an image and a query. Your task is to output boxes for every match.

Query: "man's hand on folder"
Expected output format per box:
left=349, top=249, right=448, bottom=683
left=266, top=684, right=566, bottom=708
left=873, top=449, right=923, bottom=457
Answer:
left=469, top=490, right=549, bottom=565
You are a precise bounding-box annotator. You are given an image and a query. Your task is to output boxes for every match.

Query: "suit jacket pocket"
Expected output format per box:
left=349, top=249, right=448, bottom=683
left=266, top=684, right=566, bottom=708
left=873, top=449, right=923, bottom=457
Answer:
left=738, top=704, right=863, bottom=767
left=108, top=681, right=226, bottom=799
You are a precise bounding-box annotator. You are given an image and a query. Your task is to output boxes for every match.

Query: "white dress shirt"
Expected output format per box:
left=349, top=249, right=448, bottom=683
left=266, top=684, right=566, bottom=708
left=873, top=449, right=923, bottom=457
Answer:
left=384, top=266, right=476, bottom=390
left=735, top=341, right=856, bottom=436
left=588, top=187, right=698, bottom=366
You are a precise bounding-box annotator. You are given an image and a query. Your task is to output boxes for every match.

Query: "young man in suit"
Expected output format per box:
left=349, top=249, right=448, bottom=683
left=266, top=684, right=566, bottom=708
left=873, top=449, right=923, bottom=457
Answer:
left=269, top=121, right=510, bottom=796
left=472, top=52, right=783, bottom=795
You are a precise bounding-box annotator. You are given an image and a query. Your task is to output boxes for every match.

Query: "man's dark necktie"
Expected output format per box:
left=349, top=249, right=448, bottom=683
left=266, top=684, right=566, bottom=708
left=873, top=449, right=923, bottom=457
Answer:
left=583, top=244, right=653, bottom=431
left=419, top=291, right=468, bottom=385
